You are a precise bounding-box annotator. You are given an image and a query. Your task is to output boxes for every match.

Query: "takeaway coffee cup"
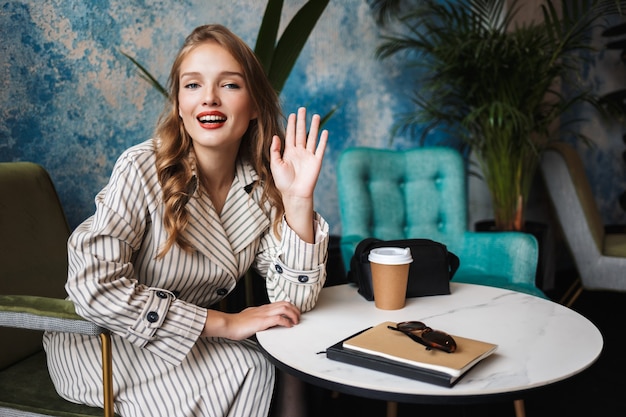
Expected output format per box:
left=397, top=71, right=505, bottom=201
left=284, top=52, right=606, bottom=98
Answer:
left=368, top=247, right=413, bottom=310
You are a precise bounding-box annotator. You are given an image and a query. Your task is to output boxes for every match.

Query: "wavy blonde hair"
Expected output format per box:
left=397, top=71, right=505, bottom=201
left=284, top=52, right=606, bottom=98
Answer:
left=154, top=24, right=284, bottom=258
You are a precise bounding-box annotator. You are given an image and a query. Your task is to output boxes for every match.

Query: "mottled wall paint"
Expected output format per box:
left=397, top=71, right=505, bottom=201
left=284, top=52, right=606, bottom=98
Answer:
left=1, top=0, right=625, bottom=236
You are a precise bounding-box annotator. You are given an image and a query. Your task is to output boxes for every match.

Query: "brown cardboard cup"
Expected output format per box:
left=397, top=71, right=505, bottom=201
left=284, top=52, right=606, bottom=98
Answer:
left=368, top=247, right=413, bottom=310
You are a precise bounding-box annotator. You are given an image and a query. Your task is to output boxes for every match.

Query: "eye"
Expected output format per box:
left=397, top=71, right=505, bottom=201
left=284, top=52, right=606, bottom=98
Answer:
left=223, top=82, right=241, bottom=90
left=184, top=82, right=200, bottom=89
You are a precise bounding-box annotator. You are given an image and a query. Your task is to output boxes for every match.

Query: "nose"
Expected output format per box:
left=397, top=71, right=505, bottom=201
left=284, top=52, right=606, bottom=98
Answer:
left=203, top=85, right=220, bottom=106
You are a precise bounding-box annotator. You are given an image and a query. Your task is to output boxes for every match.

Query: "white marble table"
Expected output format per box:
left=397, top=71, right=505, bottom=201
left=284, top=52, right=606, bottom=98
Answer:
left=256, top=283, right=603, bottom=403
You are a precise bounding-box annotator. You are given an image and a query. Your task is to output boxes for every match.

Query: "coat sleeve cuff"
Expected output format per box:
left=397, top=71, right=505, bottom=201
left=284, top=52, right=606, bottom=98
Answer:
left=279, top=212, right=329, bottom=270
left=125, top=288, right=206, bottom=366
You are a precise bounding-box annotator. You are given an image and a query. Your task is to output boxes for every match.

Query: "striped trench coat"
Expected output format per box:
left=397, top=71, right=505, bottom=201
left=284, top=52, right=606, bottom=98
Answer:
left=43, top=139, right=329, bottom=417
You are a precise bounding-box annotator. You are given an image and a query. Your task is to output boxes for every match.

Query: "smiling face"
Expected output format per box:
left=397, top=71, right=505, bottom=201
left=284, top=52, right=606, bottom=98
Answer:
left=177, top=41, right=258, bottom=157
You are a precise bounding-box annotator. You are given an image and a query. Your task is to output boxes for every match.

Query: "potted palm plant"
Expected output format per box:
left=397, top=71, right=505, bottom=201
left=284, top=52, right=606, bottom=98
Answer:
left=368, top=0, right=624, bottom=231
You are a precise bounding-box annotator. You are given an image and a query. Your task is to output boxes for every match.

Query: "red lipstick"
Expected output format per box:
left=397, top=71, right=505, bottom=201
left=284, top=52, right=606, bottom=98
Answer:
left=197, top=111, right=227, bottom=129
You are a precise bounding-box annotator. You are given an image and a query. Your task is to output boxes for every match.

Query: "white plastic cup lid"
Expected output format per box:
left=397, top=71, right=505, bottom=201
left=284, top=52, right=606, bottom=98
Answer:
left=368, top=247, right=413, bottom=265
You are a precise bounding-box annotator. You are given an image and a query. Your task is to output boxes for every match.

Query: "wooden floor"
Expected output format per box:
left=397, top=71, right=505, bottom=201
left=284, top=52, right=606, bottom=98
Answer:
left=302, top=273, right=626, bottom=417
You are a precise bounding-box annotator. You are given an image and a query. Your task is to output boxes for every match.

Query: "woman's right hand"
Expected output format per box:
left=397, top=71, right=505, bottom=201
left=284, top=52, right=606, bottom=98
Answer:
left=202, top=301, right=301, bottom=340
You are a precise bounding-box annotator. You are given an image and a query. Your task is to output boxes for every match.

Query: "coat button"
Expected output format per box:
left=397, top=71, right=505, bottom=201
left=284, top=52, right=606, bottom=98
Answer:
left=298, top=275, right=309, bottom=283
left=275, top=264, right=283, bottom=274
left=156, top=291, right=168, bottom=299
left=146, top=311, right=159, bottom=323
left=216, top=288, right=228, bottom=296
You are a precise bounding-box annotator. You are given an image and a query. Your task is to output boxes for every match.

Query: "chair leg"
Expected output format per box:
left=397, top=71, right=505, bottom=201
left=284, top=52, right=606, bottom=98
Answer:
left=100, top=332, right=115, bottom=417
left=560, top=278, right=583, bottom=308
left=514, top=399, right=525, bottom=417
left=386, top=401, right=397, bottom=417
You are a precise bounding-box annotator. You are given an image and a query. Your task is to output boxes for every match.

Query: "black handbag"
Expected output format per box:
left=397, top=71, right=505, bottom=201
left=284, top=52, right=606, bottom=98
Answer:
left=347, top=238, right=460, bottom=301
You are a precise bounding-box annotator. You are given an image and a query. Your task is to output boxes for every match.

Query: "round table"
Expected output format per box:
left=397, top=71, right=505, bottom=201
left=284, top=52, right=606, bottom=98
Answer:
left=256, top=283, right=603, bottom=404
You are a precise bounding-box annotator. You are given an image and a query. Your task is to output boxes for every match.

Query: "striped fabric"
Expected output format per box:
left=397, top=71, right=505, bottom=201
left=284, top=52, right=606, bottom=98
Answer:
left=43, top=139, right=329, bottom=417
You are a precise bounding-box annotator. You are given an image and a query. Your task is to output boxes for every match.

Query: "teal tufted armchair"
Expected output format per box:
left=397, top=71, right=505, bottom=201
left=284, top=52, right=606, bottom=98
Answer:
left=337, top=147, right=545, bottom=298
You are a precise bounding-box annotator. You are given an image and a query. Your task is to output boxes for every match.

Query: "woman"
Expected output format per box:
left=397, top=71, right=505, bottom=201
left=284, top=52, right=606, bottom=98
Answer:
left=44, top=24, right=329, bottom=417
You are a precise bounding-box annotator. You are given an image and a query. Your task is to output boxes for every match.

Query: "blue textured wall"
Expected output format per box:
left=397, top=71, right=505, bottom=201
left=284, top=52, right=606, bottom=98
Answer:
left=1, top=1, right=625, bottom=235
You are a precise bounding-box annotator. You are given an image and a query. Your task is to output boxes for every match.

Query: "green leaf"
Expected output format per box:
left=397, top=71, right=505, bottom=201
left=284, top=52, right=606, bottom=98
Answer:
left=120, top=51, right=168, bottom=98
left=268, top=0, right=330, bottom=92
left=254, top=0, right=284, bottom=74
left=320, top=104, right=341, bottom=128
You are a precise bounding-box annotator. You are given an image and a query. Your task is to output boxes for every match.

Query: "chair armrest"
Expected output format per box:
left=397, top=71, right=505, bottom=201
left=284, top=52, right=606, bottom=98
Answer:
left=458, top=231, right=538, bottom=286
left=0, top=295, right=117, bottom=416
left=0, top=295, right=106, bottom=336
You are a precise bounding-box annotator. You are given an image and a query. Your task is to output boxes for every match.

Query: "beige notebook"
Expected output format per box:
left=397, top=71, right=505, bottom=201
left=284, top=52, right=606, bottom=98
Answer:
left=342, top=321, right=497, bottom=378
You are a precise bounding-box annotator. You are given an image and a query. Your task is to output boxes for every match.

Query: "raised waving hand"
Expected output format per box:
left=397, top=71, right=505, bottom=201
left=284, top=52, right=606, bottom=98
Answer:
left=270, top=107, right=328, bottom=243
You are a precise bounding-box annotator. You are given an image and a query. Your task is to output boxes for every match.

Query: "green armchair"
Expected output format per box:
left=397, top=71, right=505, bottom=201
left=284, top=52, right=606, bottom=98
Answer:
left=0, top=162, right=115, bottom=417
left=337, top=147, right=545, bottom=298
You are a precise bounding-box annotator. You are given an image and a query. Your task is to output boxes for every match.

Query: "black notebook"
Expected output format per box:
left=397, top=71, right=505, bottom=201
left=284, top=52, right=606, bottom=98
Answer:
left=326, top=321, right=497, bottom=387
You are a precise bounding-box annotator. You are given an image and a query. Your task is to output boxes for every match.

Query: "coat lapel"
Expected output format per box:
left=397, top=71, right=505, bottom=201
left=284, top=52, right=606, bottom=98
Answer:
left=221, top=161, right=271, bottom=254
left=183, top=160, right=270, bottom=279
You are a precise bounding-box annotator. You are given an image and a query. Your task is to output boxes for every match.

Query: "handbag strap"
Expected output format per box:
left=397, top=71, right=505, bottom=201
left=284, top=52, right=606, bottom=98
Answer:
left=358, top=238, right=460, bottom=280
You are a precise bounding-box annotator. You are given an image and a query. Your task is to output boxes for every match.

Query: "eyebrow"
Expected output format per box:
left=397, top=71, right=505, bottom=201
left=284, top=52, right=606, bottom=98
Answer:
left=180, top=71, right=245, bottom=79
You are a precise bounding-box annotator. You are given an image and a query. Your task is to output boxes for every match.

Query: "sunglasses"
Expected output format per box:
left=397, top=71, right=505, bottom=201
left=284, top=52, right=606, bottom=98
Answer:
left=387, top=321, right=457, bottom=353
